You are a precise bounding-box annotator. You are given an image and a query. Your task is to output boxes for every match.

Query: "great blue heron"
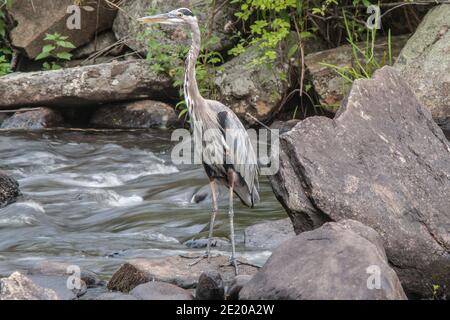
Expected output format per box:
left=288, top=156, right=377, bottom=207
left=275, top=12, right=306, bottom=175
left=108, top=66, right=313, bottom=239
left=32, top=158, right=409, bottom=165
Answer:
left=139, top=8, right=259, bottom=274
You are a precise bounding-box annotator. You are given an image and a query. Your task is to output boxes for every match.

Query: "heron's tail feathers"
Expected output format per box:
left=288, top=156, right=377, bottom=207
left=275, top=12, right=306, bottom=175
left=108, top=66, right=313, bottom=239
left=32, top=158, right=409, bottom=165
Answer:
left=234, top=183, right=260, bottom=208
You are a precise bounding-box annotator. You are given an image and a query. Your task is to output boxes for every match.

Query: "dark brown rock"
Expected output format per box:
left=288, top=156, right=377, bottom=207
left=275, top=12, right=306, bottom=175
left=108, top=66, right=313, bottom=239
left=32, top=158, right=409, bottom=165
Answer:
left=1, top=107, right=64, bottom=130
left=107, top=262, right=150, bottom=293
left=240, top=220, right=407, bottom=300
left=90, top=100, right=178, bottom=129
left=8, top=0, right=117, bottom=59
left=0, top=172, right=20, bottom=208
left=196, top=271, right=224, bottom=300
left=269, top=66, right=450, bottom=298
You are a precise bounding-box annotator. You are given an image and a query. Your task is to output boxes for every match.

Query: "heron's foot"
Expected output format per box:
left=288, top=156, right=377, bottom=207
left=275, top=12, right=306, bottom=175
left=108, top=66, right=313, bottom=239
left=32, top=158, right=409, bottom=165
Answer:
left=179, top=252, right=214, bottom=267
left=219, top=256, right=239, bottom=275
left=219, top=258, right=260, bottom=275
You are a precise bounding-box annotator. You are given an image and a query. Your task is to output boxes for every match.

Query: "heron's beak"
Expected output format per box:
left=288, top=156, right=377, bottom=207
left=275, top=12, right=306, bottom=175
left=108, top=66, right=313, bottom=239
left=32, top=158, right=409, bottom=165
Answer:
left=138, top=13, right=179, bottom=25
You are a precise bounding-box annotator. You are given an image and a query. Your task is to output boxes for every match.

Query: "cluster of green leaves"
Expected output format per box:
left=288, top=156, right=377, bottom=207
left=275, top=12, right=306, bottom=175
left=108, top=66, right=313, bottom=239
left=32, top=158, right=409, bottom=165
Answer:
left=320, top=12, right=393, bottom=84
left=35, top=32, right=75, bottom=70
left=228, top=0, right=386, bottom=65
left=229, top=0, right=301, bottom=65
left=0, top=0, right=12, bottom=76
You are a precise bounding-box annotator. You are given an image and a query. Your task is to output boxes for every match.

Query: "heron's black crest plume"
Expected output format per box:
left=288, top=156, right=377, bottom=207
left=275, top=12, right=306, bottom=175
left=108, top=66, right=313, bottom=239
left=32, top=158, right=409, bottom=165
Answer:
left=178, top=8, right=194, bottom=16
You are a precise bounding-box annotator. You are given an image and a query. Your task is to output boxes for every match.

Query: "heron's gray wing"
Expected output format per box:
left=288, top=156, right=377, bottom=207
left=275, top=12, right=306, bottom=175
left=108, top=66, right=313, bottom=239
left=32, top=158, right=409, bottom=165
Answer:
left=206, top=100, right=259, bottom=195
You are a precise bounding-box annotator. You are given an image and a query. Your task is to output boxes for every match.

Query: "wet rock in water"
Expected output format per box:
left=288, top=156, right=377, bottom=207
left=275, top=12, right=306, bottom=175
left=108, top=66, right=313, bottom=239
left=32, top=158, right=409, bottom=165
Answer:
left=394, top=4, right=450, bottom=126
left=90, top=100, right=178, bottom=129
left=240, top=220, right=407, bottom=300
left=244, top=218, right=295, bottom=250
left=107, top=255, right=258, bottom=292
left=72, top=31, right=122, bottom=60
left=113, top=0, right=235, bottom=55
left=95, top=292, right=138, bottom=300
left=269, top=66, right=450, bottom=298
left=0, top=272, right=86, bottom=300
left=130, top=281, right=193, bottom=300
left=184, top=238, right=229, bottom=249
left=0, top=60, right=176, bottom=110
left=226, top=275, right=252, bottom=300
left=1, top=107, right=64, bottom=130
left=8, top=0, right=117, bottom=59
left=196, top=271, right=225, bottom=300
left=0, top=172, right=20, bottom=208
left=30, top=261, right=103, bottom=288
left=305, top=35, right=409, bottom=112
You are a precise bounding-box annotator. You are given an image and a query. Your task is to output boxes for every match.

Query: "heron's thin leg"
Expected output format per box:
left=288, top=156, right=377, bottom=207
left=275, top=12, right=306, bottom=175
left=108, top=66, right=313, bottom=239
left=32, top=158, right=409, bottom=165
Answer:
left=206, top=178, right=218, bottom=261
left=228, top=172, right=238, bottom=275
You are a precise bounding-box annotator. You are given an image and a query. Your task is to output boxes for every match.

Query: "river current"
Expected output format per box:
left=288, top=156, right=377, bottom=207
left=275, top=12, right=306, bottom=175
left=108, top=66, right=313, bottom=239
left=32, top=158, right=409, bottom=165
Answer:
left=0, top=130, right=286, bottom=280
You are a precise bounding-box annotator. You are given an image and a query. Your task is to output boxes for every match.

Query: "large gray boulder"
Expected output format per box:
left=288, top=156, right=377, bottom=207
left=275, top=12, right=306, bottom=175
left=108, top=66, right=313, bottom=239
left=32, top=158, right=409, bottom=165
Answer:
left=8, top=0, right=117, bottom=59
left=269, top=66, right=450, bottom=298
left=394, top=4, right=450, bottom=127
left=0, top=60, right=176, bottom=109
left=239, top=220, right=407, bottom=300
left=113, top=0, right=235, bottom=54
left=0, top=172, right=20, bottom=208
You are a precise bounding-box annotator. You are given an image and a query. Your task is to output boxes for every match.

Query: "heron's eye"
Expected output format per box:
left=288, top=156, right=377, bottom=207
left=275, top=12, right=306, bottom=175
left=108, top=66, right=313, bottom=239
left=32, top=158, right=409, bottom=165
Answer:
left=177, top=12, right=183, bottom=17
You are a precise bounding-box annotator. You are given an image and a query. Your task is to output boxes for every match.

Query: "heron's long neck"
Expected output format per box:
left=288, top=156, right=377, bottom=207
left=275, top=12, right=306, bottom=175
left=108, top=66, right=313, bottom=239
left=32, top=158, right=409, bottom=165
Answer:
left=184, top=20, right=202, bottom=114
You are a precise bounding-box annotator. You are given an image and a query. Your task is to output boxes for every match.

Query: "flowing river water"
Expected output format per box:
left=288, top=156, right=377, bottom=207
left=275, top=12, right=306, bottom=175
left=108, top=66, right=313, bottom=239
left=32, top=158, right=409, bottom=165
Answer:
left=0, top=130, right=286, bottom=281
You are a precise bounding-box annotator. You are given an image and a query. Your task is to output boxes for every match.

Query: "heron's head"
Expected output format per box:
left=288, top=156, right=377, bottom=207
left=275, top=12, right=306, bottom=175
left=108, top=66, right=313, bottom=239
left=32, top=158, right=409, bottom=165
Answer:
left=138, top=8, right=196, bottom=26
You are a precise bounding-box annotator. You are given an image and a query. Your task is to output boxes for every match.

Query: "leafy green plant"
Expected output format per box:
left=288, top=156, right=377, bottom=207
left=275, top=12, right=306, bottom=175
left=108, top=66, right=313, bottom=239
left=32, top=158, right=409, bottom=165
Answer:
left=0, top=0, right=12, bottom=76
left=35, top=32, right=76, bottom=70
left=320, top=12, right=393, bottom=84
left=0, top=54, right=10, bottom=75
left=229, top=0, right=299, bottom=65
